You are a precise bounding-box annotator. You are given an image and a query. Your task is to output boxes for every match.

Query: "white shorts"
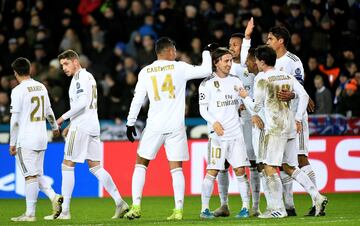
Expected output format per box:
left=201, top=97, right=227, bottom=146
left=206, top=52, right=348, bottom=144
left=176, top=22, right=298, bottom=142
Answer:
left=137, top=128, right=189, bottom=161
left=252, top=127, right=265, bottom=163
left=296, top=119, right=309, bottom=156
left=206, top=138, right=250, bottom=170
left=242, top=119, right=256, bottom=161
left=16, top=148, right=44, bottom=177
left=263, top=134, right=298, bottom=167
left=64, top=127, right=102, bottom=163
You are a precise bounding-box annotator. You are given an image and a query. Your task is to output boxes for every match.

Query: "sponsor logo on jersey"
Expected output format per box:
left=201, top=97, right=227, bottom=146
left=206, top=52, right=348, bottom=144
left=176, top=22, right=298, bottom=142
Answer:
left=214, top=81, right=220, bottom=88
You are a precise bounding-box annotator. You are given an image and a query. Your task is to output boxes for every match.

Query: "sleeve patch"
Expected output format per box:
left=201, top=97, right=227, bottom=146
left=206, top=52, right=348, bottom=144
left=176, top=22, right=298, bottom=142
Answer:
left=76, top=82, right=81, bottom=89
left=76, top=89, right=84, bottom=94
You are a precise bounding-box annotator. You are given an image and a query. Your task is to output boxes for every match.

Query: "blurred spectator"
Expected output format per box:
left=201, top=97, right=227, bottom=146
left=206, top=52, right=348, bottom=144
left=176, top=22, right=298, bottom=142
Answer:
left=59, top=28, right=83, bottom=54
left=304, top=56, right=330, bottom=100
left=138, top=14, right=158, bottom=41
left=49, top=86, right=67, bottom=118
left=314, top=75, right=332, bottom=114
left=188, top=37, right=202, bottom=65
left=336, top=79, right=360, bottom=117
left=136, top=34, right=156, bottom=68
left=319, top=52, right=340, bottom=88
left=0, top=91, right=10, bottom=123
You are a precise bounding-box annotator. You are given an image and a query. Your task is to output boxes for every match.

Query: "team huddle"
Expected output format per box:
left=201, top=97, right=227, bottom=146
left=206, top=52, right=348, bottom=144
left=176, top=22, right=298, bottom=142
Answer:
left=9, top=18, right=328, bottom=221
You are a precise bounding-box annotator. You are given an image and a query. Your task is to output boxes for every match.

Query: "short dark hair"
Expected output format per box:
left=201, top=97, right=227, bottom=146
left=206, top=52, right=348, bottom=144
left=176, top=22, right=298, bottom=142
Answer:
left=155, top=37, right=175, bottom=55
left=247, top=47, right=256, bottom=59
left=230, top=33, right=245, bottom=39
left=255, top=45, right=277, bottom=67
left=58, top=49, right=79, bottom=61
left=11, top=57, right=31, bottom=76
left=212, top=47, right=232, bottom=71
left=269, top=26, right=290, bottom=48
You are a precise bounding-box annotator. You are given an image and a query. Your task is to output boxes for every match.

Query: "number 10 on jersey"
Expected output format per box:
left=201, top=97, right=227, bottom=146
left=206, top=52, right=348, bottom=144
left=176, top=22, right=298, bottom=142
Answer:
left=151, top=74, right=175, bottom=101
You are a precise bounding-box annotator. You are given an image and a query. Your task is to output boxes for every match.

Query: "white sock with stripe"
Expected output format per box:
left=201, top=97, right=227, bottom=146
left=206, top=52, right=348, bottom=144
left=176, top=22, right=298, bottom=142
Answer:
left=280, top=170, right=294, bottom=209
left=236, top=174, right=250, bottom=209
left=250, top=167, right=260, bottom=210
left=61, top=164, right=74, bottom=214
left=90, top=165, right=123, bottom=206
left=217, top=169, right=229, bottom=206
left=25, top=178, right=39, bottom=216
left=170, top=168, right=185, bottom=210
left=301, top=165, right=317, bottom=206
left=291, top=168, right=319, bottom=201
left=132, top=164, right=147, bottom=206
left=38, top=175, right=56, bottom=201
left=201, top=174, right=215, bottom=212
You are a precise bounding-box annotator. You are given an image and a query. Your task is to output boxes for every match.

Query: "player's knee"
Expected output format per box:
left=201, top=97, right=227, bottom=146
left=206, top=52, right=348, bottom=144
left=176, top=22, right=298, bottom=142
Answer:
left=25, top=175, right=38, bottom=181
left=298, top=155, right=309, bottom=167
left=233, top=167, right=245, bottom=176
left=282, top=163, right=295, bottom=175
left=250, top=160, right=257, bottom=168
left=62, top=159, right=75, bottom=167
left=136, top=154, right=150, bottom=166
left=257, top=163, right=264, bottom=172
left=207, top=169, right=219, bottom=177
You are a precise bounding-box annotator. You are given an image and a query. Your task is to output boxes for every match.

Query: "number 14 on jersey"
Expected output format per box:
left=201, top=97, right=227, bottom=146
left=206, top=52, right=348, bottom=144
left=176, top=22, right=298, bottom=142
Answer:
left=151, top=74, right=175, bottom=101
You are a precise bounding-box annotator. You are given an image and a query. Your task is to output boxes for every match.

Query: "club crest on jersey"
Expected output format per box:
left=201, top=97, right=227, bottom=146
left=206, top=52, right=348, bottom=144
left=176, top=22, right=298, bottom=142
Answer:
left=76, top=82, right=80, bottom=89
left=244, top=70, right=249, bottom=77
left=245, top=85, right=250, bottom=90
left=214, top=81, right=220, bottom=88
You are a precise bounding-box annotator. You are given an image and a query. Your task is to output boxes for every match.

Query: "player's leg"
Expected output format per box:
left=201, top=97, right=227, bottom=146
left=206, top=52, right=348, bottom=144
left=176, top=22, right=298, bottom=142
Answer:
left=213, top=161, right=230, bottom=217
left=125, top=129, right=164, bottom=219
left=164, top=129, right=189, bottom=220
left=258, top=135, right=287, bottom=218
left=229, top=137, right=251, bottom=218
left=283, top=139, right=327, bottom=217
left=11, top=148, right=39, bottom=222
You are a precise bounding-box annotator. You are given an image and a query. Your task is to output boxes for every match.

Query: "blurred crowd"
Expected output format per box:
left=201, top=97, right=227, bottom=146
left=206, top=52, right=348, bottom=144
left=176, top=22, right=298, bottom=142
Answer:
left=0, top=0, right=359, bottom=125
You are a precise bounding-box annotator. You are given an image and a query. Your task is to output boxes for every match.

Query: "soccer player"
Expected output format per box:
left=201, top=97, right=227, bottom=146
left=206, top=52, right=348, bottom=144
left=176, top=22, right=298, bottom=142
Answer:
left=267, top=26, right=320, bottom=216
left=124, top=37, right=212, bottom=220
left=9, top=57, right=63, bottom=221
left=198, top=47, right=250, bottom=219
left=53, top=50, right=128, bottom=220
left=240, top=45, right=328, bottom=218
left=213, top=18, right=260, bottom=218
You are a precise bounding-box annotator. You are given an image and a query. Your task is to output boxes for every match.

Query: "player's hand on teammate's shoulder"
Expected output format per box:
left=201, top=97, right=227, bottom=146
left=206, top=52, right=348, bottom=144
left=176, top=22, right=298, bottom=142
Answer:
left=239, top=87, right=248, bottom=98
left=126, top=125, right=137, bottom=143
left=213, top=121, right=224, bottom=136
left=204, top=42, right=219, bottom=53
left=252, top=115, right=264, bottom=129
left=245, top=17, right=255, bottom=39
left=9, top=146, right=16, bottom=156
left=277, top=89, right=294, bottom=101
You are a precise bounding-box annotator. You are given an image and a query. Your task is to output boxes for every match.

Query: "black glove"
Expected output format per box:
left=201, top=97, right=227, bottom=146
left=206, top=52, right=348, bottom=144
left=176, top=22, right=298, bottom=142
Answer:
left=126, top=125, right=137, bottom=142
left=204, top=42, right=219, bottom=52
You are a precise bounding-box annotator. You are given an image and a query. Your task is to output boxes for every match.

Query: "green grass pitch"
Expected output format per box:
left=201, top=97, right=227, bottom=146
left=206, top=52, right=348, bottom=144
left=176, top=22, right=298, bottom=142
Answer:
left=1, top=193, right=360, bottom=225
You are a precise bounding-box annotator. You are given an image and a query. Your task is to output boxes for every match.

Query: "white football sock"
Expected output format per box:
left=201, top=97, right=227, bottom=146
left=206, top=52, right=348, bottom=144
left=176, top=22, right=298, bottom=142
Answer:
left=90, top=165, right=123, bottom=206
left=38, top=175, right=56, bottom=201
left=217, top=169, right=229, bottom=206
left=249, top=167, right=260, bottom=210
left=236, top=174, right=250, bottom=209
left=132, top=164, right=147, bottom=206
left=291, top=168, right=319, bottom=201
left=61, top=164, right=74, bottom=213
left=301, top=165, right=317, bottom=205
left=170, top=168, right=185, bottom=210
left=280, top=170, right=294, bottom=209
left=25, top=178, right=39, bottom=216
left=267, top=174, right=284, bottom=210
left=201, top=174, right=215, bottom=212
left=260, top=171, right=271, bottom=209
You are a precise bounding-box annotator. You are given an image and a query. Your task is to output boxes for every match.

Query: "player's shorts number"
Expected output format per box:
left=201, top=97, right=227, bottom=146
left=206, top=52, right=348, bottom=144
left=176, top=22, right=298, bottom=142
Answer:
left=30, top=96, right=45, bottom=122
left=211, top=147, right=221, bottom=159
left=151, top=74, right=175, bottom=101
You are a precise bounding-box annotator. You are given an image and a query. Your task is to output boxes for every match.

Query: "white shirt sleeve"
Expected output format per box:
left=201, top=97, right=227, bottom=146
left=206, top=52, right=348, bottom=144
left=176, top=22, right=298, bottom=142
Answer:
left=183, top=50, right=212, bottom=80
left=240, top=38, right=251, bottom=66
left=10, top=112, right=19, bottom=146
left=293, top=78, right=309, bottom=121
left=198, top=82, right=217, bottom=125
left=252, top=79, right=267, bottom=113
left=10, top=89, right=21, bottom=113
left=292, top=60, right=305, bottom=85
left=126, top=71, right=147, bottom=126
left=62, top=77, right=88, bottom=120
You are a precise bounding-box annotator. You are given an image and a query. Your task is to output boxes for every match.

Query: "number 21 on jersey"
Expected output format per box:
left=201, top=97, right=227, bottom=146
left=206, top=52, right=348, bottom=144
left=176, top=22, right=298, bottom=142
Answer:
left=151, top=74, right=175, bottom=101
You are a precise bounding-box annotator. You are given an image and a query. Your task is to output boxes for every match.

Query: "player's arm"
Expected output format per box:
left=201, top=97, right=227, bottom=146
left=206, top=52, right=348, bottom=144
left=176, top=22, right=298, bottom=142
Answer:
left=183, top=50, right=212, bottom=80
left=293, top=78, right=309, bottom=122
left=9, top=90, right=21, bottom=156
left=240, top=17, right=254, bottom=66
left=126, top=71, right=147, bottom=127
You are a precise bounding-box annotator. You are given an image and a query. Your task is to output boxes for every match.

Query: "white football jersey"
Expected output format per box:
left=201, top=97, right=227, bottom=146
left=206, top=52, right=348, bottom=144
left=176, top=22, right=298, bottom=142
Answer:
left=127, top=51, right=211, bottom=133
left=65, top=69, right=100, bottom=136
left=251, top=69, right=308, bottom=138
left=230, top=62, right=255, bottom=120
left=275, top=51, right=307, bottom=120
left=10, top=79, right=52, bottom=150
left=199, top=74, right=244, bottom=140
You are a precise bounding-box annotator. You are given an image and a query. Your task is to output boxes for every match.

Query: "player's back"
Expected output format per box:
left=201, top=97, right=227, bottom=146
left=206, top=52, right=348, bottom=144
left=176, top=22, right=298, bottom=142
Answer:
left=11, top=79, right=49, bottom=150
left=140, top=60, right=191, bottom=133
left=256, top=69, right=296, bottom=138
left=68, top=69, right=100, bottom=136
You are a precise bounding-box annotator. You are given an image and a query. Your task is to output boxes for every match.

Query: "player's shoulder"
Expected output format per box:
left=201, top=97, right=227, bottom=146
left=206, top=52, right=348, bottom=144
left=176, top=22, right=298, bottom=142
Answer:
left=228, top=73, right=241, bottom=80
left=285, top=51, right=301, bottom=63
left=77, top=68, right=93, bottom=81
left=200, top=73, right=216, bottom=86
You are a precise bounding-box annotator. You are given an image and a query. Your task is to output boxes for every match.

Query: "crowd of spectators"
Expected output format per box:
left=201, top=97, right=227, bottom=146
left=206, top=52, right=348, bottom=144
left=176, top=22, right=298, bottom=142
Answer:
left=0, top=0, right=359, bottom=124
